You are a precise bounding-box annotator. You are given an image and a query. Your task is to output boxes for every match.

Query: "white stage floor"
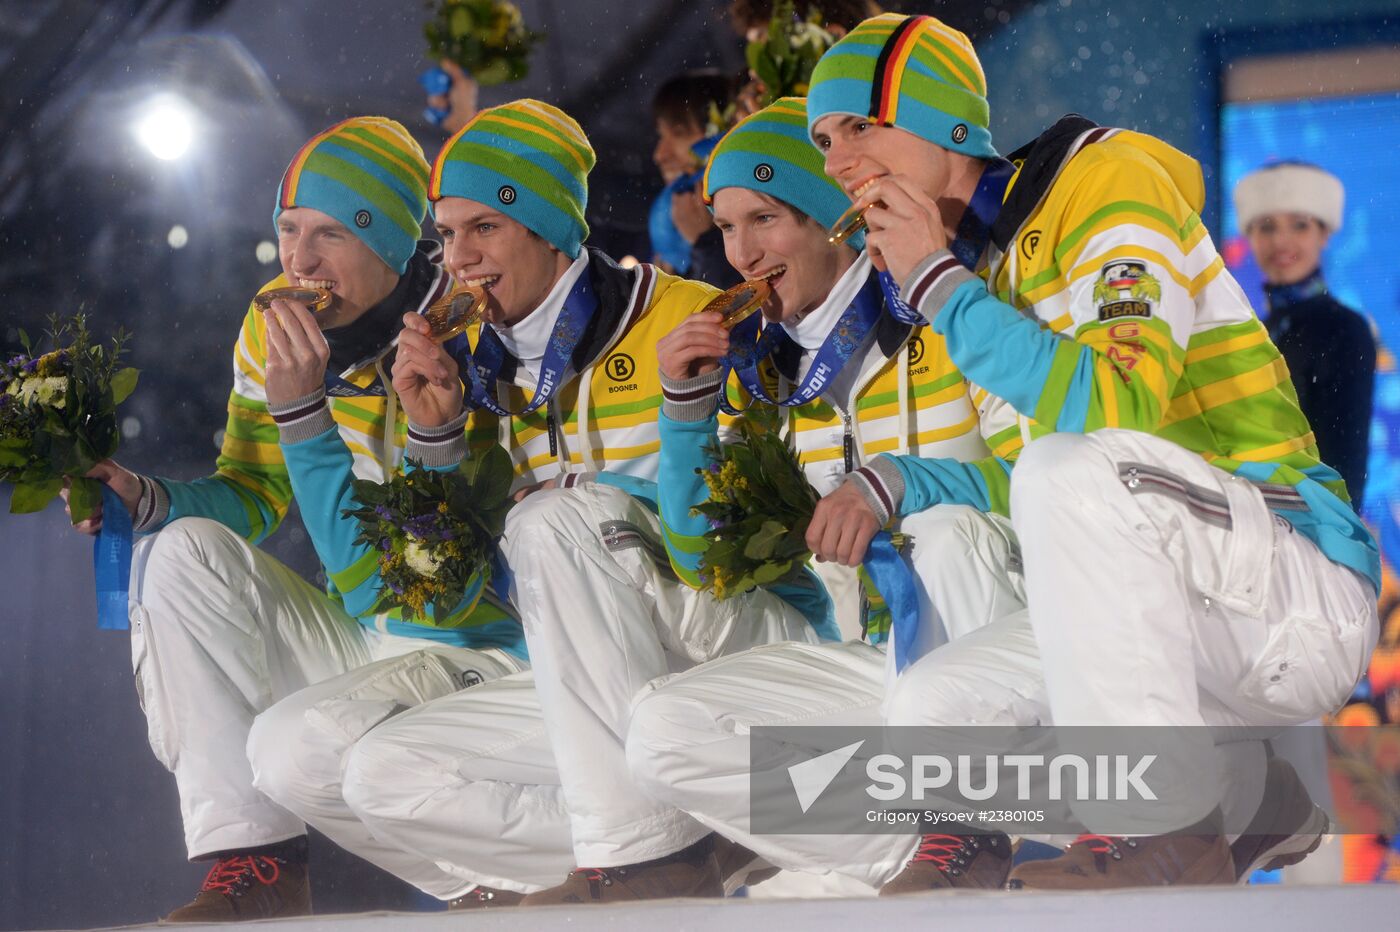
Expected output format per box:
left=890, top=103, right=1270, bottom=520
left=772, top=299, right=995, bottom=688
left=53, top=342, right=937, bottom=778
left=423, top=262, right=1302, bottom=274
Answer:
left=126, top=884, right=1400, bottom=932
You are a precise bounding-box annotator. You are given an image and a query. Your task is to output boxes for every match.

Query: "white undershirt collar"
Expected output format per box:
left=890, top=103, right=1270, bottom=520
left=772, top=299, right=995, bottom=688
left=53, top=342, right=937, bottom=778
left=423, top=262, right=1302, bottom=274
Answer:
left=493, top=251, right=589, bottom=379
left=782, top=251, right=872, bottom=352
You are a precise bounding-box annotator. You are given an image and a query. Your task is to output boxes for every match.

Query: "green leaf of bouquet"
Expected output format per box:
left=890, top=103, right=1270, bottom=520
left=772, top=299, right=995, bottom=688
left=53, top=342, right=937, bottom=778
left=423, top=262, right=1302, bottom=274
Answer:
left=754, top=55, right=781, bottom=95
left=472, top=443, right=515, bottom=506
left=18, top=328, right=31, bottom=352
left=110, top=367, right=139, bottom=405
left=743, top=519, right=787, bottom=560
left=351, top=479, right=390, bottom=505
left=449, top=5, right=472, bottom=38
left=66, top=476, right=102, bottom=523
left=752, top=559, right=792, bottom=585
left=473, top=58, right=513, bottom=86
left=10, top=478, right=62, bottom=514
left=744, top=40, right=765, bottom=75
left=0, top=441, right=26, bottom=468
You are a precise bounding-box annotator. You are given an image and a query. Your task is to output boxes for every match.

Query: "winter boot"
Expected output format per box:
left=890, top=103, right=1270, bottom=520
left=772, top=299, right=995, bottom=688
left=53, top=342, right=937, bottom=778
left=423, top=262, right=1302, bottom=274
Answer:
left=520, top=835, right=722, bottom=905
left=163, top=836, right=311, bottom=922
left=880, top=832, right=1013, bottom=895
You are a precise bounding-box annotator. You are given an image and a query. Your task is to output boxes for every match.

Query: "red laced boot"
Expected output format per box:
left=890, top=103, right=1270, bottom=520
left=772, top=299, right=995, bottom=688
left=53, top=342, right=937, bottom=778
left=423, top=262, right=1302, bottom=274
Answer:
left=1008, top=830, right=1233, bottom=890
left=880, top=832, right=1013, bottom=895
left=164, top=842, right=310, bottom=922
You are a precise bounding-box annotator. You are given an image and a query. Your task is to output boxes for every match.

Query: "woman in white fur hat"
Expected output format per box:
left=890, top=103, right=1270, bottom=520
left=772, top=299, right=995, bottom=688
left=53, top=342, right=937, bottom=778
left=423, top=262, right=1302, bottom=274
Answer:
left=1236, top=160, right=1376, bottom=509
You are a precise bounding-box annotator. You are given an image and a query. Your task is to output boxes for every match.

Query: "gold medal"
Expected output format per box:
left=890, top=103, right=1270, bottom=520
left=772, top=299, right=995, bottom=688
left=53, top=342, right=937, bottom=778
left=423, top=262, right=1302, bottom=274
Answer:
left=253, top=286, right=333, bottom=314
left=422, top=283, right=488, bottom=343
left=828, top=201, right=869, bottom=245
left=700, top=279, right=771, bottom=329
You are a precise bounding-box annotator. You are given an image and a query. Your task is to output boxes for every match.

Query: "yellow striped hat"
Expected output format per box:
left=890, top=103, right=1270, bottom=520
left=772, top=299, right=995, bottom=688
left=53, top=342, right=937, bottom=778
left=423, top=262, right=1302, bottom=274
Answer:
left=807, top=13, right=996, bottom=158
left=274, top=117, right=430, bottom=273
left=430, top=99, right=595, bottom=259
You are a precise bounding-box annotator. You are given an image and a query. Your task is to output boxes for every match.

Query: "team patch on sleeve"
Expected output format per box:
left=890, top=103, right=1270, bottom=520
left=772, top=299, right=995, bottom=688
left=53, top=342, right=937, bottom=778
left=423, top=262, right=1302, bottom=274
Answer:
left=1093, top=260, right=1161, bottom=321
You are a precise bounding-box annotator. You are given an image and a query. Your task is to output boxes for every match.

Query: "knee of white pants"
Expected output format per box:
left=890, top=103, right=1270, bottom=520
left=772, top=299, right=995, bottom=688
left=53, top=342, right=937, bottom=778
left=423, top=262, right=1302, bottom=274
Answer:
left=624, top=688, right=719, bottom=807
left=903, top=505, right=1008, bottom=576
left=247, top=696, right=325, bottom=808
left=341, top=729, right=433, bottom=825
left=500, top=487, right=595, bottom=561
left=1008, top=432, right=1115, bottom=523
left=140, top=516, right=246, bottom=579
left=885, top=655, right=983, bottom=727
left=134, top=517, right=251, bottom=608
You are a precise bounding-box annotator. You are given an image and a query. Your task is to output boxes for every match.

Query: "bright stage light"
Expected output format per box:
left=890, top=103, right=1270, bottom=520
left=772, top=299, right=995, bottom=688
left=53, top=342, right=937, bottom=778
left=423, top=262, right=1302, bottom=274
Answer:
left=135, top=96, right=194, bottom=161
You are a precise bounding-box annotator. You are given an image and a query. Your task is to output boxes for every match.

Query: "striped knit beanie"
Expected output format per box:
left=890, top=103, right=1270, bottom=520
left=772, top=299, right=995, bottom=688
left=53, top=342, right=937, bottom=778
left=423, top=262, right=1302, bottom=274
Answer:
left=702, top=97, right=864, bottom=250
left=274, top=117, right=430, bottom=274
left=807, top=13, right=996, bottom=159
left=429, top=99, right=595, bottom=259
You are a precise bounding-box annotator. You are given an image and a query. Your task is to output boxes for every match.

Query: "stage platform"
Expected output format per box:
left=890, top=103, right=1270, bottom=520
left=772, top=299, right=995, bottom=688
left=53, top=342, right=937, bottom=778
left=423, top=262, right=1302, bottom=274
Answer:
left=126, top=884, right=1399, bottom=932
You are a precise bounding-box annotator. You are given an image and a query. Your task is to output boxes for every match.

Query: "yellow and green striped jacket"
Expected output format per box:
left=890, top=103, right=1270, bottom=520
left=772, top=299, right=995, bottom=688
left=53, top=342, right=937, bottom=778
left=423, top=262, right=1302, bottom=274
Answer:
left=886, top=121, right=1379, bottom=591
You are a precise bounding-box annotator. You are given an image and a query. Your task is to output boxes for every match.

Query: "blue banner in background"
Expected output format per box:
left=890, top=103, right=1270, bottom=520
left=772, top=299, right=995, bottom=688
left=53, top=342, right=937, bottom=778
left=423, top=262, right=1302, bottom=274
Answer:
left=1220, top=91, right=1400, bottom=574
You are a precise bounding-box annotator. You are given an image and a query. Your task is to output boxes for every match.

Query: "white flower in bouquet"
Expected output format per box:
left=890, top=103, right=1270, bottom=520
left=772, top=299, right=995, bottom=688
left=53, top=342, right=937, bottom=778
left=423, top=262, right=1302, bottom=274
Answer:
left=16, top=376, right=68, bottom=409
left=403, top=537, right=445, bottom=578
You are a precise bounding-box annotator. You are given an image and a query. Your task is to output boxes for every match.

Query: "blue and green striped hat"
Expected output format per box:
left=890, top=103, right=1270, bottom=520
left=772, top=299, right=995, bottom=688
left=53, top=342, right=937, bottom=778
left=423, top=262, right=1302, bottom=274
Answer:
left=807, top=13, right=997, bottom=159
left=430, top=99, right=595, bottom=259
left=702, top=97, right=863, bottom=250
left=274, top=116, right=430, bottom=274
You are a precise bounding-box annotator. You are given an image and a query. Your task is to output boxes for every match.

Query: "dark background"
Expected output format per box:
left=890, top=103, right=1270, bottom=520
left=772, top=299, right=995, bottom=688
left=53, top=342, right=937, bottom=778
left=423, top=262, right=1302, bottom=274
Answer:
left=2, top=0, right=1397, bottom=928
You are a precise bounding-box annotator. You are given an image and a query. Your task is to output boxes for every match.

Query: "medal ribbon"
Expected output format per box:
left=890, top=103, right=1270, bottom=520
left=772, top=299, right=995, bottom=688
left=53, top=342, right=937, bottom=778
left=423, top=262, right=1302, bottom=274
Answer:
left=93, top=486, right=133, bottom=630
left=880, top=157, right=1017, bottom=325
left=446, top=269, right=598, bottom=418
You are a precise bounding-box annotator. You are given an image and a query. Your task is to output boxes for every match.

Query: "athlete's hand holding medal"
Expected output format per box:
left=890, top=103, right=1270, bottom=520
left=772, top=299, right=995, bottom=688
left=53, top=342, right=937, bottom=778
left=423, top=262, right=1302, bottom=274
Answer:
left=391, top=282, right=488, bottom=429
left=657, top=278, right=770, bottom=383
left=829, top=174, right=948, bottom=283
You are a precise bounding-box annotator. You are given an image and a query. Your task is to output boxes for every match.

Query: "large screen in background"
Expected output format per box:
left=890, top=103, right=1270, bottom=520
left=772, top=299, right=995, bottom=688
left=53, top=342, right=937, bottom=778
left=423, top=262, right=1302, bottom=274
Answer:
left=1219, top=90, right=1400, bottom=569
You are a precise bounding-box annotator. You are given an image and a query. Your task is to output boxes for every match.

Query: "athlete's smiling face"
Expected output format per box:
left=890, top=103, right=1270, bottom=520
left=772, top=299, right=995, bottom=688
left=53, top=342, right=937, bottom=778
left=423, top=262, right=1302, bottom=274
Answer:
left=711, top=187, right=855, bottom=324
left=276, top=206, right=398, bottom=329
left=432, top=196, right=572, bottom=327
left=812, top=115, right=958, bottom=204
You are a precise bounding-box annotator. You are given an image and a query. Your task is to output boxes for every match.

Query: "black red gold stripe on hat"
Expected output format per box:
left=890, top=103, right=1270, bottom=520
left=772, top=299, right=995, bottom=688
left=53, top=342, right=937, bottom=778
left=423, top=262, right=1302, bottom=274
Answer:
left=279, top=118, right=353, bottom=209
left=869, top=15, right=932, bottom=125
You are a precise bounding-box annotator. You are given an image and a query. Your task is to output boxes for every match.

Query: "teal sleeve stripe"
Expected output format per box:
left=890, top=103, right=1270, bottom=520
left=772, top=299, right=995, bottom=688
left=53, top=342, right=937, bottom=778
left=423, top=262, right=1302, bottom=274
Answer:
left=162, top=475, right=280, bottom=544
left=768, top=568, right=840, bottom=641
left=887, top=454, right=995, bottom=516
left=934, top=278, right=1062, bottom=423
left=657, top=410, right=724, bottom=586
left=1054, top=346, right=1095, bottom=433
left=280, top=427, right=381, bottom=616
left=595, top=472, right=659, bottom=513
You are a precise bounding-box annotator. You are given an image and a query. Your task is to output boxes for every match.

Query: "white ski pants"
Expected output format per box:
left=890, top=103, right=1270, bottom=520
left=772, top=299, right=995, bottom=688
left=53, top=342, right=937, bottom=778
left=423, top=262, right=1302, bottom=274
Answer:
left=625, top=504, right=1027, bottom=887
left=886, top=430, right=1378, bottom=834
left=339, top=483, right=818, bottom=888
left=129, top=517, right=521, bottom=898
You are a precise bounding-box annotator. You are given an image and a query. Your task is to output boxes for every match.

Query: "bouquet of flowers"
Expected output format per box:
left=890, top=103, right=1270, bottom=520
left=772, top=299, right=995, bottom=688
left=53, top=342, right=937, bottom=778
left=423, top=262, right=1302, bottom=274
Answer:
left=692, top=418, right=820, bottom=600
left=743, top=0, right=838, bottom=110
left=424, top=0, right=543, bottom=86
left=344, top=444, right=515, bottom=623
left=0, top=315, right=138, bottom=523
